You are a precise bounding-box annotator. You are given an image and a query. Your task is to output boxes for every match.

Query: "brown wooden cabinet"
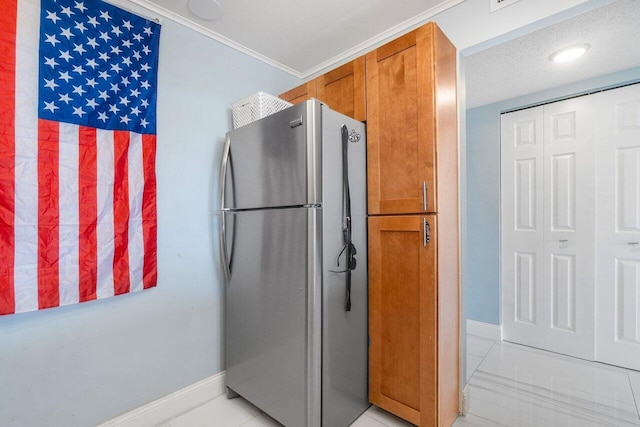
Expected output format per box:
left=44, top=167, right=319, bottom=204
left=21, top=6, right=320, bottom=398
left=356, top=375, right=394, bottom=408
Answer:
left=316, top=57, right=366, bottom=121
left=368, top=215, right=438, bottom=426
left=367, top=22, right=459, bottom=427
left=278, top=57, right=366, bottom=121
left=366, top=23, right=456, bottom=216
left=278, top=80, right=316, bottom=105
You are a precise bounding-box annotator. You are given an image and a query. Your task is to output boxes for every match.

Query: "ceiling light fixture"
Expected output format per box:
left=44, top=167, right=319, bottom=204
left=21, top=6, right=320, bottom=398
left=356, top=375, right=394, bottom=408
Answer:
left=187, top=0, right=222, bottom=21
left=549, top=44, right=590, bottom=63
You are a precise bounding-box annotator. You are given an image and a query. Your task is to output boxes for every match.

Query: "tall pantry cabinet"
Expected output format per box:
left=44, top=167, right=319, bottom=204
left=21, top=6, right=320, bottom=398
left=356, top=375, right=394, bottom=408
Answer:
left=367, top=22, right=459, bottom=427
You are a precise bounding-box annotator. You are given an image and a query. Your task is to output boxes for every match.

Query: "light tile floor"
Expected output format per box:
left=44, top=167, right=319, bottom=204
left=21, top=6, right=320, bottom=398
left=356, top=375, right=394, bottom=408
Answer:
left=164, top=336, right=640, bottom=426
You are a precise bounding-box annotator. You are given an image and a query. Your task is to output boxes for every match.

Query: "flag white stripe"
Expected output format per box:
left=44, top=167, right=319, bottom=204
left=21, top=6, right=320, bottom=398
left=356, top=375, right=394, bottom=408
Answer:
left=128, top=132, right=144, bottom=293
left=58, top=123, right=80, bottom=306
left=13, top=0, right=41, bottom=314
left=96, top=129, right=115, bottom=299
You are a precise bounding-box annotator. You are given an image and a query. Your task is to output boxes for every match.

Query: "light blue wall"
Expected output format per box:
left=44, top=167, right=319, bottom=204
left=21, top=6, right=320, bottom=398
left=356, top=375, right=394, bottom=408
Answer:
left=465, top=66, right=640, bottom=326
left=465, top=104, right=500, bottom=325
left=0, top=18, right=298, bottom=427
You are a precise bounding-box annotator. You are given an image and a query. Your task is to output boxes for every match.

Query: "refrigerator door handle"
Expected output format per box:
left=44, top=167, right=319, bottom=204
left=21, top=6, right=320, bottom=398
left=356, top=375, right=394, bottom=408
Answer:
left=220, top=134, right=231, bottom=211
left=220, top=211, right=231, bottom=284
left=220, top=135, right=232, bottom=284
left=341, top=125, right=355, bottom=311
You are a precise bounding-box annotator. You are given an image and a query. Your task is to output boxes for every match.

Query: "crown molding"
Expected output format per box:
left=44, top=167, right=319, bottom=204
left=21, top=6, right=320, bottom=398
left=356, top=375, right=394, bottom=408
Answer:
left=118, top=0, right=465, bottom=79
left=299, top=0, right=465, bottom=79
left=121, top=0, right=305, bottom=78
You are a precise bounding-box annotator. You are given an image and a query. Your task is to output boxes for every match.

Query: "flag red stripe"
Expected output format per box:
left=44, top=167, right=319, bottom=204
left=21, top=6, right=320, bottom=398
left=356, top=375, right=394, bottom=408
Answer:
left=142, top=134, right=157, bottom=289
left=0, top=0, right=17, bottom=315
left=79, top=126, right=97, bottom=301
left=38, top=119, right=60, bottom=309
left=113, top=131, right=130, bottom=295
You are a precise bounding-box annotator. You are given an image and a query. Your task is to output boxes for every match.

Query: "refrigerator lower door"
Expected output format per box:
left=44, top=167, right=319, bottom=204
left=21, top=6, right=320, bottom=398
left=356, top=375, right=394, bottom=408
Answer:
left=224, top=207, right=321, bottom=427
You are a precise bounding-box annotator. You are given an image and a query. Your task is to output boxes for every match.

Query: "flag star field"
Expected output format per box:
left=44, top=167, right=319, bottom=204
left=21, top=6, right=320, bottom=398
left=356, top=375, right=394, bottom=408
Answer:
left=38, top=0, right=160, bottom=134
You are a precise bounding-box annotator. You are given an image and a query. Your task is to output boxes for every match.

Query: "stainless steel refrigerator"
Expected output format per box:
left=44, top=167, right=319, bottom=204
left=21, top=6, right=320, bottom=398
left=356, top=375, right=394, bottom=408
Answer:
left=218, top=100, right=368, bottom=427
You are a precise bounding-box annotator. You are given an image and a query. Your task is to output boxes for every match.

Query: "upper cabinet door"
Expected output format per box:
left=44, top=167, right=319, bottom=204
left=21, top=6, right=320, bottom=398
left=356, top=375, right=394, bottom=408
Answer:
left=279, top=81, right=317, bottom=105
left=366, top=26, right=434, bottom=215
left=316, top=57, right=366, bottom=122
left=367, top=23, right=456, bottom=215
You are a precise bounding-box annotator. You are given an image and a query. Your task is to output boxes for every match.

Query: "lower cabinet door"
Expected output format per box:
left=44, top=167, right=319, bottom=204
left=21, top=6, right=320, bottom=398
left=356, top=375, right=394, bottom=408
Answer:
left=368, top=215, right=438, bottom=426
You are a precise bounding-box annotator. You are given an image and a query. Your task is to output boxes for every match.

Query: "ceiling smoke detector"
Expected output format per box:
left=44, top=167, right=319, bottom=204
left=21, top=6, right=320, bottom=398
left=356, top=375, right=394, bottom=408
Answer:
left=187, top=0, right=222, bottom=21
left=550, top=44, right=590, bottom=63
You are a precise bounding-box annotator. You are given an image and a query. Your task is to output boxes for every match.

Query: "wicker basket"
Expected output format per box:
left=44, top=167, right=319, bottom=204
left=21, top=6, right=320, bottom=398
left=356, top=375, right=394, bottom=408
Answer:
left=231, top=92, right=292, bottom=128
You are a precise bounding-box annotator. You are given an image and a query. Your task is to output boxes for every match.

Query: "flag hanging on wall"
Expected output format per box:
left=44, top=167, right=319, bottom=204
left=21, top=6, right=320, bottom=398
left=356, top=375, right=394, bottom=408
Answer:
left=0, top=0, right=160, bottom=315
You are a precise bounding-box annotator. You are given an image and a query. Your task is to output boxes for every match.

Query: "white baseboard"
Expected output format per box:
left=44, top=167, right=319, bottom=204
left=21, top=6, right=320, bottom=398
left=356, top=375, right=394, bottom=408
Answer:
left=99, top=371, right=226, bottom=427
left=467, top=319, right=502, bottom=341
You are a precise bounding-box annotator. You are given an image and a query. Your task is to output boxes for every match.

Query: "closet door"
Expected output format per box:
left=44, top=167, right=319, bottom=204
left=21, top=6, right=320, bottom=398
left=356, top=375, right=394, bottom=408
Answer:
left=501, top=106, right=545, bottom=349
left=542, top=97, right=595, bottom=359
left=501, top=96, right=596, bottom=360
left=595, top=84, right=640, bottom=371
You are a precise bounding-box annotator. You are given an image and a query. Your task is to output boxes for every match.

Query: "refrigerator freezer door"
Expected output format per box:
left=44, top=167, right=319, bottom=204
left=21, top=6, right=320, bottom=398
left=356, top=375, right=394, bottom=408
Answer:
left=223, top=102, right=322, bottom=210
left=224, top=207, right=321, bottom=427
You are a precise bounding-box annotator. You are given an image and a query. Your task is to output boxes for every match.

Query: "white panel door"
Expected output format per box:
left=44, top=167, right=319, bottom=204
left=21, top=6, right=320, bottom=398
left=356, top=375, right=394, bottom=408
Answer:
left=542, top=97, right=595, bottom=359
left=501, top=107, right=545, bottom=348
left=502, top=97, right=595, bottom=360
left=595, top=84, right=640, bottom=370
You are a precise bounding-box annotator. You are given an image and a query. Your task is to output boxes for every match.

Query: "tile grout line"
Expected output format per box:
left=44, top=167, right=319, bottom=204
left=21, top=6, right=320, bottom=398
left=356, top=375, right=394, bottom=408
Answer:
left=462, top=338, right=498, bottom=419
left=237, top=411, right=265, bottom=427
left=467, top=338, right=498, bottom=382
left=366, top=407, right=414, bottom=427
left=234, top=403, right=272, bottom=427
left=163, top=398, right=213, bottom=427
left=364, top=412, right=392, bottom=427
left=627, top=371, right=640, bottom=420
left=471, top=369, right=640, bottom=424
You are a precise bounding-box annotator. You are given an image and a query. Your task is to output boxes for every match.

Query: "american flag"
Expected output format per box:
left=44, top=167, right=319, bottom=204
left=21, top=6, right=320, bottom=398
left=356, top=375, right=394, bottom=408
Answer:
left=0, top=0, right=160, bottom=315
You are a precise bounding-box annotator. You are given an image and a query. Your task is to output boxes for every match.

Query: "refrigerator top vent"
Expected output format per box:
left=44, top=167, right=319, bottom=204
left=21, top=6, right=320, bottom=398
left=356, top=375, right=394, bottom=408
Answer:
left=231, top=91, right=293, bottom=129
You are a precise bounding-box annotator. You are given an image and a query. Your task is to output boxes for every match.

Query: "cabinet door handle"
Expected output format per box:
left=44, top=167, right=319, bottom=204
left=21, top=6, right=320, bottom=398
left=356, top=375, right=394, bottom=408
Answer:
left=423, top=218, right=430, bottom=246
left=422, top=181, right=427, bottom=211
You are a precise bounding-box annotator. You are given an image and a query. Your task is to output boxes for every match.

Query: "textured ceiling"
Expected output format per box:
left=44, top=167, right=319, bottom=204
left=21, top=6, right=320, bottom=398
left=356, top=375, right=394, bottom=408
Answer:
left=465, top=0, right=640, bottom=109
